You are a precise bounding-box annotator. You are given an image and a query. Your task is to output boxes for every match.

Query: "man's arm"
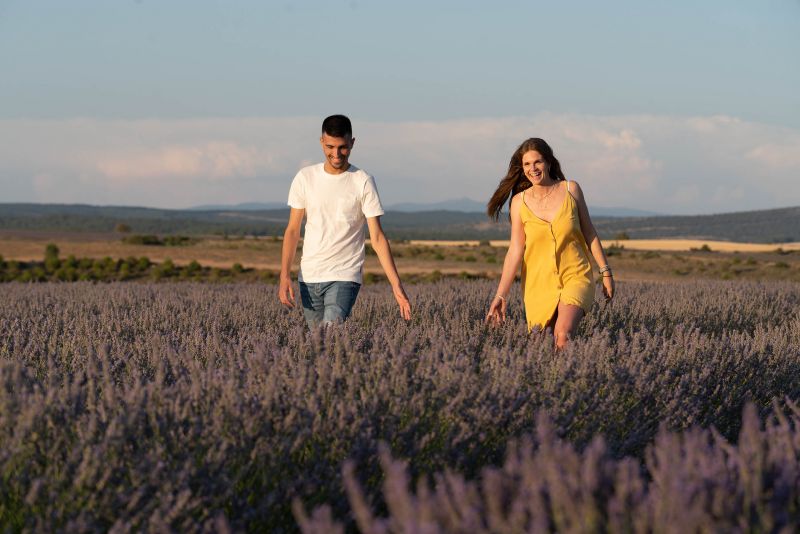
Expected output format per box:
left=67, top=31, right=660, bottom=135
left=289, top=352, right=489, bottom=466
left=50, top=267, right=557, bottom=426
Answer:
left=278, top=208, right=305, bottom=308
left=366, top=216, right=411, bottom=320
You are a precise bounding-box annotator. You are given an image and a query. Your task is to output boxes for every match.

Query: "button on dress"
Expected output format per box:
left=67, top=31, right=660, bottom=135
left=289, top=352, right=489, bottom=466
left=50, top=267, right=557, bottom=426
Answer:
left=519, top=181, right=595, bottom=330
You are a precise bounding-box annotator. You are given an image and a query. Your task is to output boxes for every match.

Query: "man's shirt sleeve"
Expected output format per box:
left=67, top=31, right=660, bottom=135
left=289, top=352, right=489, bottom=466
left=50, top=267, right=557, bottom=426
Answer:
left=361, top=175, right=385, bottom=218
left=287, top=171, right=305, bottom=209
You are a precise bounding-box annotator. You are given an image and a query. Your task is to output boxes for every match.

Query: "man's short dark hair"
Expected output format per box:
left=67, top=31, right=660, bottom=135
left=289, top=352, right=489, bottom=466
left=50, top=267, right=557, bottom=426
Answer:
left=321, top=115, right=352, bottom=138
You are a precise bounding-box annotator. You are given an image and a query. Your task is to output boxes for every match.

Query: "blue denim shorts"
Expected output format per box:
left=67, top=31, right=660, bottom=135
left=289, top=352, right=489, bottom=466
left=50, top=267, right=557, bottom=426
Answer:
left=298, top=281, right=361, bottom=328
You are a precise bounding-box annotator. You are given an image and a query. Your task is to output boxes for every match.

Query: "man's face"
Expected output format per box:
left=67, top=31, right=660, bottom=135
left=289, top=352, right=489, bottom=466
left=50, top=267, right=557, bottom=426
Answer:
left=320, top=133, right=354, bottom=173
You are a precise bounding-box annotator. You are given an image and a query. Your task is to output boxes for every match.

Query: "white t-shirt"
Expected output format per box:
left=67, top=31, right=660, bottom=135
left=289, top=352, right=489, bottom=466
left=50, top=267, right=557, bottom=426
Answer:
left=287, top=163, right=385, bottom=283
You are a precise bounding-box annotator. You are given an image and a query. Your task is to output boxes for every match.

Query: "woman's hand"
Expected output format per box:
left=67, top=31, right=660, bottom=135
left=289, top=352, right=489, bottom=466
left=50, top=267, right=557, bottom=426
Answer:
left=602, top=276, right=615, bottom=300
left=485, top=295, right=507, bottom=326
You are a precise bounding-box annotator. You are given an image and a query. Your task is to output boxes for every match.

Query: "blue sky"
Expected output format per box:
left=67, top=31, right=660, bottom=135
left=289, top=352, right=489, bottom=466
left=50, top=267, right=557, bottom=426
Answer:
left=1, top=0, right=799, bottom=214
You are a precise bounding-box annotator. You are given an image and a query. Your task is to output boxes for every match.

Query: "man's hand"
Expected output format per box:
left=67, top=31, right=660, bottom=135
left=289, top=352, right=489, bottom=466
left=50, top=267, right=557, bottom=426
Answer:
left=392, top=284, right=411, bottom=320
left=278, top=208, right=304, bottom=309
left=278, top=275, right=296, bottom=308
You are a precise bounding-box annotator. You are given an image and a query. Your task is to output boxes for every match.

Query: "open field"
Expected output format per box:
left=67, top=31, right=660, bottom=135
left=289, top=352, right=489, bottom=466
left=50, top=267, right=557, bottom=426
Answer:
left=0, top=232, right=289, bottom=270
left=3, top=232, right=800, bottom=282
left=2, top=279, right=800, bottom=531
left=413, top=238, right=800, bottom=253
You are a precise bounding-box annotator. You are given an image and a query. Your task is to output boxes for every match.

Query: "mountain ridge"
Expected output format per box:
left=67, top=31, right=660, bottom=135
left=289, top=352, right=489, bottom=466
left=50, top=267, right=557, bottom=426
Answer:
left=187, top=198, right=662, bottom=218
left=1, top=203, right=798, bottom=243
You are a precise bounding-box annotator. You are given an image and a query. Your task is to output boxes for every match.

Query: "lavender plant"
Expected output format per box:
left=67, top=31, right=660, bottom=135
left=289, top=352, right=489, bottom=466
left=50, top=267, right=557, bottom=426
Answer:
left=298, top=403, right=800, bottom=532
left=0, top=280, right=799, bottom=531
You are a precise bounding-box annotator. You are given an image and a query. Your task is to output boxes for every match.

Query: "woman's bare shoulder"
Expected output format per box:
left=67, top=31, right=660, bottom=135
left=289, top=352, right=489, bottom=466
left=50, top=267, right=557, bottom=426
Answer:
left=509, top=190, right=525, bottom=215
left=567, top=179, right=585, bottom=198
left=566, top=178, right=582, bottom=190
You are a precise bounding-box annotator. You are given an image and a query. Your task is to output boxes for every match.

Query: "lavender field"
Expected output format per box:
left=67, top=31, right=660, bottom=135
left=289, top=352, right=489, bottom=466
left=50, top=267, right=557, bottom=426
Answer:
left=2, top=280, right=800, bottom=532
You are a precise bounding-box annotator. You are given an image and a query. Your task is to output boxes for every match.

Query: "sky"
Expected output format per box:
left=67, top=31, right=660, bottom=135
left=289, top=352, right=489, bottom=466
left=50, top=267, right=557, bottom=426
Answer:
left=1, top=0, right=798, bottom=215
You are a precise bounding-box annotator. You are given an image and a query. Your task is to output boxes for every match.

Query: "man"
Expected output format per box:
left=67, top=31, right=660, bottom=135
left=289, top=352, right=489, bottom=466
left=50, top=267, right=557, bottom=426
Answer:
left=278, top=114, right=411, bottom=328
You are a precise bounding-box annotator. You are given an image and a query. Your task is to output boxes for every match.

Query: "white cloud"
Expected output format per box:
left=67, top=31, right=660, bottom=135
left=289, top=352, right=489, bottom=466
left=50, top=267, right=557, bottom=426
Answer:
left=0, top=114, right=799, bottom=213
left=746, top=140, right=800, bottom=170
left=95, top=142, right=273, bottom=181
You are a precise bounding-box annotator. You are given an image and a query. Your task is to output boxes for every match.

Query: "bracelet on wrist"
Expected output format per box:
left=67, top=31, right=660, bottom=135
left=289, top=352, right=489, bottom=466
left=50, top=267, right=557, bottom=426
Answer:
left=598, top=265, right=612, bottom=274
left=495, top=294, right=506, bottom=302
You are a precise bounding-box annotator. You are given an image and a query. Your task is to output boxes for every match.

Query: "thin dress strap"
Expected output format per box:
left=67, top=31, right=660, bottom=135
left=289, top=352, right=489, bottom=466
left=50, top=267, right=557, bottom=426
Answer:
left=566, top=180, right=570, bottom=194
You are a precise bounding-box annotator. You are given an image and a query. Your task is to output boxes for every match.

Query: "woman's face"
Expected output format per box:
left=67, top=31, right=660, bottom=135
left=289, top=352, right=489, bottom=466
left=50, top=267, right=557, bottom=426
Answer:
left=521, top=150, right=549, bottom=185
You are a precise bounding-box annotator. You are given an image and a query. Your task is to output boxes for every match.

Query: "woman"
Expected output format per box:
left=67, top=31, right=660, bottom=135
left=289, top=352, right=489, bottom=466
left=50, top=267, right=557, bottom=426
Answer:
left=486, top=138, right=614, bottom=348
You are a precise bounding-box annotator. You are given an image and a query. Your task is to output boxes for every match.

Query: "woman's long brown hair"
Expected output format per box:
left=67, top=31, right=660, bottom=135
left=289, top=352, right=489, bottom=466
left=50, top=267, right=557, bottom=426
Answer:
left=486, top=138, right=566, bottom=221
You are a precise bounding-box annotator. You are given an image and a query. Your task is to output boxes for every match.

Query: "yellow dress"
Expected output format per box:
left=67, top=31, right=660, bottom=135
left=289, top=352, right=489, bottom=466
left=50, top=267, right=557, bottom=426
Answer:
left=519, top=181, right=595, bottom=330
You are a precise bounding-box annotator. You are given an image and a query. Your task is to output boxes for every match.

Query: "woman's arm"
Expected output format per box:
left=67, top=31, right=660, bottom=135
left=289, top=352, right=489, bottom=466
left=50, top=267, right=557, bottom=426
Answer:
left=571, top=181, right=615, bottom=299
left=486, top=193, right=526, bottom=324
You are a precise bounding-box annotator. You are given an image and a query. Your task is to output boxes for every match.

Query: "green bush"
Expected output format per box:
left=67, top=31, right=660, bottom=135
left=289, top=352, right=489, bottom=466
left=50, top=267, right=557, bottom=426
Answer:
left=96, top=257, right=116, bottom=276
left=162, top=235, right=195, bottom=247
left=118, top=262, right=132, bottom=280
left=123, top=235, right=163, bottom=246
left=260, top=270, right=277, bottom=282
left=44, top=243, right=59, bottom=260
left=159, top=259, right=176, bottom=278
left=44, top=244, right=61, bottom=273
left=55, top=267, right=78, bottom=282
left=186, top=260, right=201, bottom=275
left=30, top=267, right=47, bottom=282
left=91, top=263, right=105, bottom=280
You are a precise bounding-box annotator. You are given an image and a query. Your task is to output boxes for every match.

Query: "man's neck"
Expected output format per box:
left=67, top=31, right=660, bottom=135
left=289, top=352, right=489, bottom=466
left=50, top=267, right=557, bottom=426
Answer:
left=323, top=163, right=351, bottom=175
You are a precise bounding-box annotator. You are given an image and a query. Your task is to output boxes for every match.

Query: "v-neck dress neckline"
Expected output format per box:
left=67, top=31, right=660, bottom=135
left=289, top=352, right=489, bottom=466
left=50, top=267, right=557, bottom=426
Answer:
left=521, top=182, right=568, bottom=224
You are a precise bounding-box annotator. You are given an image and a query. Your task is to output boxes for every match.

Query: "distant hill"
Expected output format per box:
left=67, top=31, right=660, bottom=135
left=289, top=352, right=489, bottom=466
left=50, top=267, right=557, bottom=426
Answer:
left=0, top=203, right=798, bottom=243
left=388, top=198, right=487, bottom=212
left=186, top=197, right=661, bottom=218
left=0, top=203, right=290, bottom=237
left=387, top=198, right=661, bottom=217
left=594, top=206, right=800, bottom=244
left=189, top=202, right=286, bottom=211
left=590, top=206, right=662, bottom=218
